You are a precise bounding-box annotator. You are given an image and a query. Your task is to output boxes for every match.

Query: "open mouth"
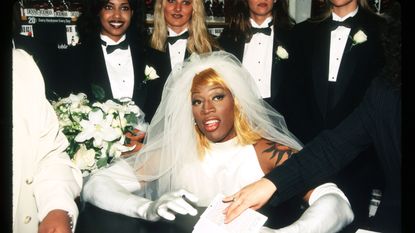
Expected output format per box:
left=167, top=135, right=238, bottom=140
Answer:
left=257, top=3, right=268, bottom=8
left=172, top=14, right=183, bottom=19
left=109, top=21, right=124, bottom=28
left=204, top=119, right=220, bottom=132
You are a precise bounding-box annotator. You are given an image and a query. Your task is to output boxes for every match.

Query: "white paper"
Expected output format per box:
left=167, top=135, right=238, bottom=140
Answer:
left=193, top=194, right=268, bottom=233
left=355, top=229, right=381, bottom=233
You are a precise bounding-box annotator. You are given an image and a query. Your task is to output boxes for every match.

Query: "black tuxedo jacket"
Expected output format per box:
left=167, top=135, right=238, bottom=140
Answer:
left=278, top=8, right=385, bottom=142
left=142, top=43, right=191, bottom=122
left=57, top=34, right=147, bottom=109
left=265, top=77, right=401, bottom=233
left=274, top=9, right=386, bottom=229
left=218, top=26, right=294, bottom=108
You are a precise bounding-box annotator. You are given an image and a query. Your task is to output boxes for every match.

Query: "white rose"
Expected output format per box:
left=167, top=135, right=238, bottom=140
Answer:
left=79, top=105, right=92, bottom=114
left=111, top=117, right=127, bottom=129
left=59, top=117, right=72, bottom=127
left=108, top=139, right=135, bottom=158
left=144, top=65, right=160, bottom=81
left=353, top=30, right=367, bottom=44
left=73, top=144, right=96, bottom=170
left=276, top=46, right=289, bottom=60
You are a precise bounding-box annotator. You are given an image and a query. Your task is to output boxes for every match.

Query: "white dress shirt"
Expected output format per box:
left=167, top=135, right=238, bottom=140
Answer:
left=242, top=17, right=274, bottom=98
left=167, top=27, right=188, bottom=70
left=101, top=34, right=135, bottom=99
left=328, top=7, right=359, bottom=82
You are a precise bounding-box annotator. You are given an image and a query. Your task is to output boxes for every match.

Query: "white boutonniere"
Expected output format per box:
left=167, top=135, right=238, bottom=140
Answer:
left=351, top=30, right=367, bottom=47
left=143, top=65, right=159, bottom=84
left=275, top=45, right=289, bottom=61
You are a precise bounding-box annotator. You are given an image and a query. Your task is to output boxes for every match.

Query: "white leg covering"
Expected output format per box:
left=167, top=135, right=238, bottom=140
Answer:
left=260, top=183, right=354, bottom=233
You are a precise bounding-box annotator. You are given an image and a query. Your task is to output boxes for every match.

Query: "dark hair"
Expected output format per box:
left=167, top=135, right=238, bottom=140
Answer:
left=378, top=1, right=401, bottom=87
left=225, top=0, right=295, bottom=42
left=77, top=0, right=146, bottom=43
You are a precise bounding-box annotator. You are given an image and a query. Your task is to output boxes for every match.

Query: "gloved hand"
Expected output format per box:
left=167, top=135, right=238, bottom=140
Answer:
left=259, top=183, right=354, bottom=233
left=82, top=160, right=198, bottom=222
left=141, top=189, right=199, bottom=221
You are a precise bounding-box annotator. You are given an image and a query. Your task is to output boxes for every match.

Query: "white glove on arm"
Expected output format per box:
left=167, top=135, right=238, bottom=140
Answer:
left=260, top=183, right=354, bottom=233
left=82, top=159, right=198, bottom=221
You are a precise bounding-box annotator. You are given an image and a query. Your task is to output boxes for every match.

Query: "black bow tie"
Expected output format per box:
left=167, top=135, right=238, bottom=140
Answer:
left=101, top=39, right=129, bottom=54
left=330, top=16, right=354, bottom=31
left=251, top=27, right=272, bottom=36
left=167, top=31, right=189, bottom=45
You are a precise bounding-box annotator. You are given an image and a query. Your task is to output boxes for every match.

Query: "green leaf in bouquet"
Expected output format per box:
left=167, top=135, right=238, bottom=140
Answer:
left=66, top=142, right=80, bottom=159
left=124, top=125, right=135, bottom=133
left=91, top=84, right=106, bottom=101
left=112, top=98, right=122, bottom=105
left=96, top=157, right=108, bottom=169
left=125, top=113, right=138, bottom=125
left=84, top=139, right=95, bottom=149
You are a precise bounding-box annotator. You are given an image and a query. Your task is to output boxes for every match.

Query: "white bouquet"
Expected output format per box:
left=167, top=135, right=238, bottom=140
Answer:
left=51, top=93, right=148, bottom=176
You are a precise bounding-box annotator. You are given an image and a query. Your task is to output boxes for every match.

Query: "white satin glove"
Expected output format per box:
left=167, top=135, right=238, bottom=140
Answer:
left=141, top=189, right=199, bottom=221
left=82, top=160, right=198, bottom=221
left=260, top=183, right=354, bottom=233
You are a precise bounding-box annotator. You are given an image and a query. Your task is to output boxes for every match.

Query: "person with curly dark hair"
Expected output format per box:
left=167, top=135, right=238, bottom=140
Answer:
left=56, top=0, right=148, bottom=107
left=55, top=0, right=149, bottom=155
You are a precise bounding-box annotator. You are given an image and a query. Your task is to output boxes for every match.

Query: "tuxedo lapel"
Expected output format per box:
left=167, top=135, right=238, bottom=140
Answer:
left=87, top=40, right=113, bottom=101
left=218, top=31, right=245, bottom=62
left=165, top=42, right=192, bottom=71
left=142, top=46, right=171, bottom=121
left=184, top=48, right=191, bottom=60
left=334, top=38, right=359, bottom=105
left=165, top=45, right=173, bottom=72
left=128, top=36, right=147, bottom=108
left=311, top=18, right=332, bottom=117
left=271, top=27, right=291, bottom=102
left=232, top=39, right=245, bottom=62
left=332, top=9, right=371, bottom=108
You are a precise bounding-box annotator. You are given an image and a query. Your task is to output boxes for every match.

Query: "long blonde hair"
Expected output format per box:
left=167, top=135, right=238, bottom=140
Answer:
left=150, top=0, right=219, bottom=53
left=191, top=68, right=261, bottom=158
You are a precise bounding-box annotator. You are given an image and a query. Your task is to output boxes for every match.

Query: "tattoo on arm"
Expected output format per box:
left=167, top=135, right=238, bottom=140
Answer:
left=263, top=142, right=294, bottom=166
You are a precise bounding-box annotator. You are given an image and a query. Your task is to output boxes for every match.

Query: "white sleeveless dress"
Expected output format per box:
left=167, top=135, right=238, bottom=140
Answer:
left=174, top=138, right=265, bottom=206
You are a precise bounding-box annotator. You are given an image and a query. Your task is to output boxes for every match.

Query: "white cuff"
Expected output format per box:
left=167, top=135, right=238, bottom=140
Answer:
left=308, top=182, right=350, bottom=206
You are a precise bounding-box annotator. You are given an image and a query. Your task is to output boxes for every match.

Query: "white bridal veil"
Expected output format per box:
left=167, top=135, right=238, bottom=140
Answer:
left=126, top=51, right=303, bottom=200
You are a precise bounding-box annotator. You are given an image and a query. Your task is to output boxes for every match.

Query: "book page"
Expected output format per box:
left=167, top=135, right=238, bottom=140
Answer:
left=193, top=194, right=268, bottom=233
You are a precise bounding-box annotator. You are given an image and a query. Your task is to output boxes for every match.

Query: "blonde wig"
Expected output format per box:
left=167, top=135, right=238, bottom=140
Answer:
left=191, top=68, right=262, bottom=158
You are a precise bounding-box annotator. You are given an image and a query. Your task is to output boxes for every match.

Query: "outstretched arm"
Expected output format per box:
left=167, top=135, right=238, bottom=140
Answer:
left=82, top=158, right=198, bottom=221
left=224, top=85, right=377, bottom=222
left=223, top=178, right=276, bottom=223
left=224, top=138, right=355, bottom=232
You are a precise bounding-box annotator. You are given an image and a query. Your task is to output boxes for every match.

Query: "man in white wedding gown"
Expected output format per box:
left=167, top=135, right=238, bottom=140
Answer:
left=82, top=51, right=354, bottom=233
